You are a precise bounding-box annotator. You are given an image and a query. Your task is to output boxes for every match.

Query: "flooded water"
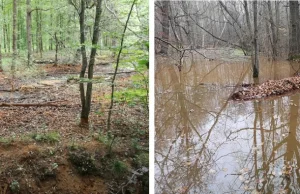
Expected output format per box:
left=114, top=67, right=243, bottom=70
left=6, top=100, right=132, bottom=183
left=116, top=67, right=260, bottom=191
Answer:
left=155, top=56, right=300, bottom=194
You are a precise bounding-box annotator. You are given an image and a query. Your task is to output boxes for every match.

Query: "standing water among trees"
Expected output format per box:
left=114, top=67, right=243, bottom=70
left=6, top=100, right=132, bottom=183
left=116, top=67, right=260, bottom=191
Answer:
left=155, top=0, right=300, bottom=193
left=0, top=0, right=148, bottom=193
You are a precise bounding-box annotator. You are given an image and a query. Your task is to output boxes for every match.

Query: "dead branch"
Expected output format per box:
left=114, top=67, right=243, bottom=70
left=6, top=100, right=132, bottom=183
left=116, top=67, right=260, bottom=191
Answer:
left=105, top=71, right=136, bottom=75
left=0, top=100, right=67, bottom=107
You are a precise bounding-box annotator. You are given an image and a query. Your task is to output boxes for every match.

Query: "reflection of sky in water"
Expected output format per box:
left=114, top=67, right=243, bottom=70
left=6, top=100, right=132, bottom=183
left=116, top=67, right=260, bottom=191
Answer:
left=155, top=57, right=300, bottom=193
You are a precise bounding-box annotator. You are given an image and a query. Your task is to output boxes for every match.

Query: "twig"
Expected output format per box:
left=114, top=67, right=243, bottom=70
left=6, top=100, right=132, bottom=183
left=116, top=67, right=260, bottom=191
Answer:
left=107, top=0, right=137, bottom=131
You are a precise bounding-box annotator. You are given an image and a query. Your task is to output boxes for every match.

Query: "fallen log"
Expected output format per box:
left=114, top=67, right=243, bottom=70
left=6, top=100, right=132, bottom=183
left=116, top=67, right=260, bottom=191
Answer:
left=33, top=59, right=54, bottom=64
left=0, top=100, right=67, bottom=107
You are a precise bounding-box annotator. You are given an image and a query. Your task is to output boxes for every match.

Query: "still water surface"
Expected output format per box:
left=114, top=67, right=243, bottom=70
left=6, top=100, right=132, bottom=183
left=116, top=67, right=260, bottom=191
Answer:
left=155, top=57, right=300, bottom=194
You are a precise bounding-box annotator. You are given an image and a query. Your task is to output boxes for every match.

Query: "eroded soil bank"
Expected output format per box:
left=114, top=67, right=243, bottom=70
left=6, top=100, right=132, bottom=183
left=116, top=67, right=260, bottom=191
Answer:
left=0, top=63, right=148, bottom=194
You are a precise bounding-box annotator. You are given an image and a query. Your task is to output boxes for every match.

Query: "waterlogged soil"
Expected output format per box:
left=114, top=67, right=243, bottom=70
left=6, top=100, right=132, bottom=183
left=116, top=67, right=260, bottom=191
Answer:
left=0, top=63, right=148, bottom=194
left=155, top=53, right=300, bottom=194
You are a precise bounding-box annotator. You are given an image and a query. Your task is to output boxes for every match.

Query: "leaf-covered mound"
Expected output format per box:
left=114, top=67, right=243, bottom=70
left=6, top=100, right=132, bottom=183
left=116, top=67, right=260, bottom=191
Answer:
left=231, top=76, right=300, bottom=100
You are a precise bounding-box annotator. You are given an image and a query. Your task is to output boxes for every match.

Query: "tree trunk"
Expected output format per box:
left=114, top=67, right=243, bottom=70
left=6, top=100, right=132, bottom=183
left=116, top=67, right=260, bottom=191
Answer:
left=160, top=1, right=170, bottom=55
left=39, top=11, right=43, bottom=58
left=6, top=24, right=10, bottom=53
left=244, top=0, right=252, bottom=39
left=0, top=37, right=2, bottom=71
left=26, top=0, right=32, bottom=66
left=11, top=0, right=17, bottom=74
left=181, top=1, right=193, bottom=48
left=50, top=11, right=53, bottom=50
left=264, top=5, right=271, bottom=59
left=1, top=0, right=6, bottom=53
left=252, top=0, right=259, bottom=78
left=78, top=0, right=103, bottom=127
left=17, top=1, right=23, bottom=51
left=79, top=0, right=88, bottom=126
left=54, top=32, right=58, bottom=66
left=36, top=9, right=39, bottom=54
left=275, top=1, right=280, bottom=56
left=267, top=1, right=277, bottom=59
left=107, top=0, right=137, bottom=131
left=3, top=24, right=6, bottom=53
left=289, top=0, right=300, bottom=59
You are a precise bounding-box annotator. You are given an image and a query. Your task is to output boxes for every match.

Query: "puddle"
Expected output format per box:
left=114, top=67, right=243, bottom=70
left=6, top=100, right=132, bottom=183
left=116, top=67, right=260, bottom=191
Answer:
left=155, top=56, right=300, bottom=193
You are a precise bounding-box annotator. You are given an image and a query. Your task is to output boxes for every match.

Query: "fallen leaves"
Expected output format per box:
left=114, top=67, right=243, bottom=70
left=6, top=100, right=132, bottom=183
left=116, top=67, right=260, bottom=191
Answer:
left=231, top=76, right=300, bottom=100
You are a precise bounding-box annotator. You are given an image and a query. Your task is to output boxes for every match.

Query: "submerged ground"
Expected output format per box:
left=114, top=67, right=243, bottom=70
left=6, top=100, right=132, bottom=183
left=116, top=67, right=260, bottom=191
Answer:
left=155, top=49, right=300, bottom=194
left=0, top=55, right=149, bottom=193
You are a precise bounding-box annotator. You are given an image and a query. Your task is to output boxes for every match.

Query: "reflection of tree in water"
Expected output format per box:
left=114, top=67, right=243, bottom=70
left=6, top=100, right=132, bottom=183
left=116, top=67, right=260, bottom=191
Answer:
left=156, top=64, right=214, bottom=193
left=229, top=94, right=300, bottom=193
left=156, top=58, right=300, bottom=193
left=155, top=61, right=249, bottom=193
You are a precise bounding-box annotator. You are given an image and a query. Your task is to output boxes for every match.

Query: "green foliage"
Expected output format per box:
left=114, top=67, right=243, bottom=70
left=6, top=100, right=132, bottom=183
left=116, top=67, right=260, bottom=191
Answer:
left=288, top=55, right=300, bottom=61
left=10, top=180, right=20, bottom=193
left=131, top=138, right=141, bottom=152
left=113, top=88, right=147, bottom=106
left=68, top=139, right=81, bottom=151
left=68, top=149, right=98, bottom=175
left=0, top=137, right=13, bottom=145
left=113, top=160, right=128, bottom=174
left=31, top=131, right=60, bottom=143
left=97, top=131, right=117, bottom=156
left=97, top=131, right=114, bottom=146
left=133, top=153, right=149, bottom=168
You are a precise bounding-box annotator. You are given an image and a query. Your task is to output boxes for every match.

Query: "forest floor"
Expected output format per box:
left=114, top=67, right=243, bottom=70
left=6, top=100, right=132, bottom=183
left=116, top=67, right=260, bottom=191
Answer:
left=0, top=60, right=148, bottom=193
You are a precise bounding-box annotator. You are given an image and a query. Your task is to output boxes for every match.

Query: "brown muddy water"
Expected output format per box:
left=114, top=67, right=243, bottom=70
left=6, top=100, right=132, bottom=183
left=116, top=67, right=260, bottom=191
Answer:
left=155, top=56, right=300, bottom=194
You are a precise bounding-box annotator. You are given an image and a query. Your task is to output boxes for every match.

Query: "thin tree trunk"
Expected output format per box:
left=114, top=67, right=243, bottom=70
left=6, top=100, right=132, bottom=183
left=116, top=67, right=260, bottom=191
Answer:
left=252, top=0, right=259, bottom=78
left=181, top=1, right=193, bottom=48
left=244, top=0, right=252, bottom=55
left=50, top=11, right=53, bottom=50
left=267, top=1, right=277, bottom=59
left=0, top=37, right=2, bottom=71
left=54, top=32, right=58, bottom=66
left=169, top=4, right=180, bottom=47
left=82, top=0, right=103, bottom=126
left=289, top=0, right=300, bottom=59
left=264, top=7, right=271, bottom=59
left=26, top=0, right=32, bottom=66
left=12, top=0, right=17, bottom=74
left=36, top=9, right=39, bottom=54
left=1, top=0, right=6, bottom=53
left=107, top=0, right=136, bottom=131
left=3, top=24, right=6, bottom=53
left=6, top=24, right=10, bottom=53
left=17, top=1, right=22, bottom=51
left=39, top=11, right=43, bottom=58
left=275, top=1, right=280, bottom=56
left=160, top=1, right=170, bottom=55
left=79, top=0, right=88, bottom=125
left=0, top=0, right=2, bottom=69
